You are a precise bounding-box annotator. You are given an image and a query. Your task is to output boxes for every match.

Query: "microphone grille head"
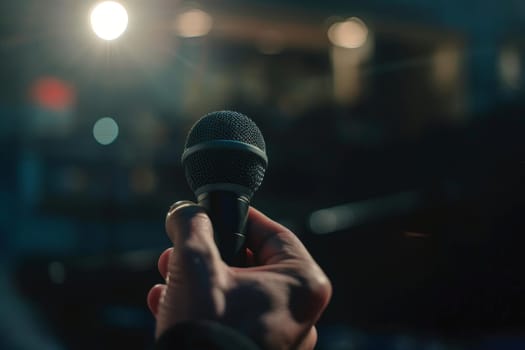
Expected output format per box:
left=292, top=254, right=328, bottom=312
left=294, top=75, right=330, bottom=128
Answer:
left=185, top=111, right=266, bottom=150
left=182, top=111, right=268, bottom=197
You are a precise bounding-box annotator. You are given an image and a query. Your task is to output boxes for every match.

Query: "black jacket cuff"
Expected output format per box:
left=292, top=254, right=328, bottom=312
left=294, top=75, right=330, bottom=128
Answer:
left=155, top=321, right=260, bottom=350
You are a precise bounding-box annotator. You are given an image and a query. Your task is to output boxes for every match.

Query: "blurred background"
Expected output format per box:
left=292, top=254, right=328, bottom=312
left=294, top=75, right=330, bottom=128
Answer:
left=1, top=0, right=524, bottom=349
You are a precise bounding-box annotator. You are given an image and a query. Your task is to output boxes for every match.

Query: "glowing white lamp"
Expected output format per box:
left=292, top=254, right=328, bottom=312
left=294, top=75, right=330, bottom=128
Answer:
left=90, top=1, right=129, bottom=41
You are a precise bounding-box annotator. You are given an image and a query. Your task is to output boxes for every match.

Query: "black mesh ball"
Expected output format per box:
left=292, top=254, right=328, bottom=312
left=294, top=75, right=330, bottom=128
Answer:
left=182, top=111, right=267, bottom=195
left=185, top=111, right=266, bottom=151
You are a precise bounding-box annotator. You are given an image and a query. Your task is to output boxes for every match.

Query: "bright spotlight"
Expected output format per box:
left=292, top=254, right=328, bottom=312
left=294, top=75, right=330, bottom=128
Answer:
left=328, top=17, right=368, bottom=49
left=93, top=117, right=119, bottom=145
left=90, top=1, right=129, bottom=41
left=174, top=8, right=213, bottom=38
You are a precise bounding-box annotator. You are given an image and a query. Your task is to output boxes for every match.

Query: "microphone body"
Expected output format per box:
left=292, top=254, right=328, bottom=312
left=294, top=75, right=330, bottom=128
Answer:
left=181, top=111, right=268, bottom=266
left=198, top=191, right=249, bottom=266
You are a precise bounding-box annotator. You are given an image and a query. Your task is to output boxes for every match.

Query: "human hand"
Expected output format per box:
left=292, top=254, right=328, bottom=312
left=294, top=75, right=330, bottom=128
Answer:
left=147, top=202, right=332, bottom=349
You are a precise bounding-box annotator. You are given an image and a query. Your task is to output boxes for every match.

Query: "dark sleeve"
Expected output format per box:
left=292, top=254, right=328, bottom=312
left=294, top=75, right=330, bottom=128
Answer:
left=155, top=321, right=261, bottom=350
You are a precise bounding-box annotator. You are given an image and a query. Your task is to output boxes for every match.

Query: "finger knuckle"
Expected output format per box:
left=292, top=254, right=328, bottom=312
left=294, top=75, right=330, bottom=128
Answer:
left=304, top=267, right=332, bottom=308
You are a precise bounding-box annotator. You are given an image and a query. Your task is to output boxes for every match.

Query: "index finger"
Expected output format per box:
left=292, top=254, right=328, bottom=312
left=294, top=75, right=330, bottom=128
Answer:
left=245, top=207, right=313, bottom=265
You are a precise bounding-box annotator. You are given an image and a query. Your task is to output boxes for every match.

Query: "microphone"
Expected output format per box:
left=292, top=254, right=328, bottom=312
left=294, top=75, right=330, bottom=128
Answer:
left=181, top=111, right=268, bottom=266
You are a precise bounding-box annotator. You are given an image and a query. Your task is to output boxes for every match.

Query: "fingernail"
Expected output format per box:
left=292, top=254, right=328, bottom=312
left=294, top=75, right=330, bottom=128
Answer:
left=168, top=200, right=195, bottom=214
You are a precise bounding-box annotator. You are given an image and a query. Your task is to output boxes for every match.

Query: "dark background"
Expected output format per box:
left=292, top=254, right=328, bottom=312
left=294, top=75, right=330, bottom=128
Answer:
left=0, top=0, right=524, bottom=349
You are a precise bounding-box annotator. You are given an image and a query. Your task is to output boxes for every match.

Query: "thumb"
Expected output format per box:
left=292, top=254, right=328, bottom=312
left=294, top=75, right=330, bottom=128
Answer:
left=165, top=201, right=224, bottom=278
left=156, top=201, right=227, bottom=338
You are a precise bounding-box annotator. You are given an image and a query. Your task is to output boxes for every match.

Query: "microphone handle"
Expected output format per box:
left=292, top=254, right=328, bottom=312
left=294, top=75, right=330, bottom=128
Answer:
left=198, top=191, right=249, bottom=266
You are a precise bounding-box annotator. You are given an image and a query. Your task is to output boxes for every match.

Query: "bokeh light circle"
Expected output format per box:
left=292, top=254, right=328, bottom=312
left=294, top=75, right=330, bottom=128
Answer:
left=328, top=17, right=368, bottom=49
left=93, top=117, right=119, bottom=145
left=174, top=8, right=213, bottom=38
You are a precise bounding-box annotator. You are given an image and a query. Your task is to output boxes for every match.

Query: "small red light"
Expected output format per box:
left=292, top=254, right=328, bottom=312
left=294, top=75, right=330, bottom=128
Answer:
left=30, top=76, right=75, bottom=112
